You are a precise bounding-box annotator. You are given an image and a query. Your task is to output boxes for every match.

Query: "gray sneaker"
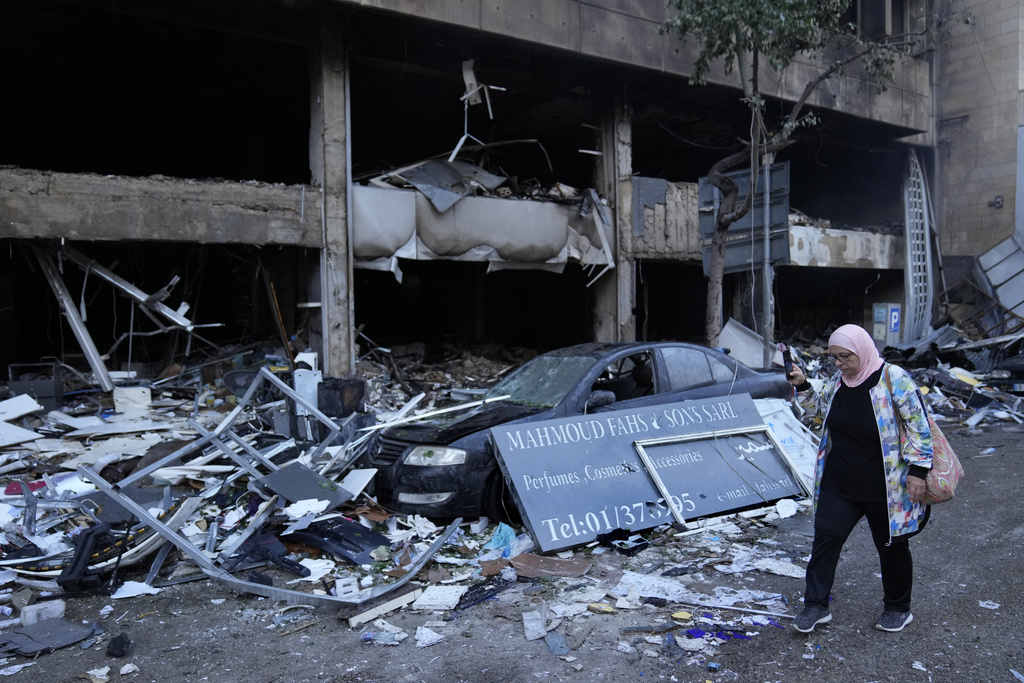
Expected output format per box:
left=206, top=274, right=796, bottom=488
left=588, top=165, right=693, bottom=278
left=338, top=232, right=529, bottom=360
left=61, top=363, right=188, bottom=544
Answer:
left=874, top=610, right=913, bottom=632
left=793, top=604, right=832, bottom=633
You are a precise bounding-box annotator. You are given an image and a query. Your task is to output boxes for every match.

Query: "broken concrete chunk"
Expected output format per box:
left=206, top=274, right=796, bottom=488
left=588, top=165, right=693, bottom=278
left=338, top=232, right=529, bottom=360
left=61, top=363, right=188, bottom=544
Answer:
left=19, top=599, right=65, bottom=626
left=415, top=626, right=445, bottom=648
left=106, top=632, right=132, bottom=657
left=522, top=610, right=546, bottom=641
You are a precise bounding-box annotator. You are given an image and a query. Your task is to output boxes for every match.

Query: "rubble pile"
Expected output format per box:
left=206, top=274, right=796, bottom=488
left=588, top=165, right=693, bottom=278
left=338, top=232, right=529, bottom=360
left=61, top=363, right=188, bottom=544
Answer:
left=786, top=323, right=1024, bottom=427
left=0, top=322, right=1014, bottom=676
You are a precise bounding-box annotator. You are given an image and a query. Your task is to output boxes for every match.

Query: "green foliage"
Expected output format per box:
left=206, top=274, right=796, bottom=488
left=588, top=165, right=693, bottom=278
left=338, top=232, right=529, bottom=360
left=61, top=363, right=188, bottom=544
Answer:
left=662, top=0, right=857, bottom=87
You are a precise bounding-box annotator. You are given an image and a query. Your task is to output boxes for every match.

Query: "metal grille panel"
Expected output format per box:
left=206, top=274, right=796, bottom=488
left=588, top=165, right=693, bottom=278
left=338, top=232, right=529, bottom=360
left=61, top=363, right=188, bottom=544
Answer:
left=903, top=151, right=933, bottom=341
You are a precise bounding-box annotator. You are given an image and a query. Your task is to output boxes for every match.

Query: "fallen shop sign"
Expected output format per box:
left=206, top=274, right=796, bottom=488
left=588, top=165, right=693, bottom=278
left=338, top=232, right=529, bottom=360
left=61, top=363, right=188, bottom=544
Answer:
left=491, top=393, right=809, bottom=552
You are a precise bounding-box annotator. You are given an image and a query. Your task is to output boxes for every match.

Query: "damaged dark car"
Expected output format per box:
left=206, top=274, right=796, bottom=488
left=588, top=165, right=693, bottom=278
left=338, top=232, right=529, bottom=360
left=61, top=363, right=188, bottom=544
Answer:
left=363, top=341, right=792, bottom=521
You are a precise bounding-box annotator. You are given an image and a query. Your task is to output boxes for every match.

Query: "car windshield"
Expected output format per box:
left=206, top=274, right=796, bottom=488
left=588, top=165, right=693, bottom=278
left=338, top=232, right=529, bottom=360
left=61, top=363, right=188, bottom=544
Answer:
left=485, top=355, right=595, bottom=408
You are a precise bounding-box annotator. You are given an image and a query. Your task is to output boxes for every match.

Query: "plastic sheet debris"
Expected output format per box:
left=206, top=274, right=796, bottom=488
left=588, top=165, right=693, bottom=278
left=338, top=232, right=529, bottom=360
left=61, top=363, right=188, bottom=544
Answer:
left=0, top=618, right=95, bottom=656
left=979, top=600, right=1001, bottom=609
left=361, top=618, right=408, bottom=646
left=545, top=631, right=570, bottom=655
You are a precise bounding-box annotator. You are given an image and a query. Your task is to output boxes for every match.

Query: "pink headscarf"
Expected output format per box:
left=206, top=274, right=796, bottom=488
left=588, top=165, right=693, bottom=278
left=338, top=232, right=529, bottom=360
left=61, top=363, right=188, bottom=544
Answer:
left=828, top=324, right=884, bottom=387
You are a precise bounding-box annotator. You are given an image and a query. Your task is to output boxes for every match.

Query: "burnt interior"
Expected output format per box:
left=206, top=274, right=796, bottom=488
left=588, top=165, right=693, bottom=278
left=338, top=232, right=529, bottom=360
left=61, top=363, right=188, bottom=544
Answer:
left=0, top=0, right=923, bottom=376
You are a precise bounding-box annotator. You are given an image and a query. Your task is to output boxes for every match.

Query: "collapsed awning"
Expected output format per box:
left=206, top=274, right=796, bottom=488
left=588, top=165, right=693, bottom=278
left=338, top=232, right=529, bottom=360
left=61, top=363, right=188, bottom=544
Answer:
left=352, top=184, right=613, bottom=284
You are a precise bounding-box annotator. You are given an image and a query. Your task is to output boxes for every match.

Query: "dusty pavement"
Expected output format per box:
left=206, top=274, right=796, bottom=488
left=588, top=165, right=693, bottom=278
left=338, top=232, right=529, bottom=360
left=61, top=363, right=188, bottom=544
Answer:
left=15, top=427, right=1024, bottom=683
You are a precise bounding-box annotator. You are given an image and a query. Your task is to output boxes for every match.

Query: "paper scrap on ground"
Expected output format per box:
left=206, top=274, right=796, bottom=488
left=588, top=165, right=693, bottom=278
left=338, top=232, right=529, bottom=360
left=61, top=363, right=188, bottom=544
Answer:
left=979, top=600, right=1000, bottom=609
left=112, top=581, right=163, bottom=599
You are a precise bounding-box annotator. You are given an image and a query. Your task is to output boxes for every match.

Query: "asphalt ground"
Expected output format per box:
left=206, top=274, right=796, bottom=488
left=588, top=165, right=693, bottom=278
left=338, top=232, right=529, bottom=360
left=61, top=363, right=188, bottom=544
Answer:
left=17, top=425, right=1024, bottom=683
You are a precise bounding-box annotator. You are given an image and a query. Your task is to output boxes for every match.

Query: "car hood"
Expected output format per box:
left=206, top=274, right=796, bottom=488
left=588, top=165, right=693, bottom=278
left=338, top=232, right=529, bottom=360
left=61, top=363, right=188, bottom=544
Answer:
left=382, top=401, right=550, bottom=444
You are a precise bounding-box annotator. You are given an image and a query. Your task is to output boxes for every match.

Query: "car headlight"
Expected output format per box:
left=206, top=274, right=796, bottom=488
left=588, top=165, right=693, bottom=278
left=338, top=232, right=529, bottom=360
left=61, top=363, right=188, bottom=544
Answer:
left=404, top=445, right=468, bottom=466
left=990, top=370, right=1012, bottom=379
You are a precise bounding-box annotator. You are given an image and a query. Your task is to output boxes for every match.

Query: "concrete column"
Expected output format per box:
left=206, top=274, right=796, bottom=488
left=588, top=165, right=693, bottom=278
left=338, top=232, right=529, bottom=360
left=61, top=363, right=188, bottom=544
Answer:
left=591, top=81, right=634, bottom=342
left=614, top=87, right=636, bottom=342
left=309, top=8, right=353, bottom=376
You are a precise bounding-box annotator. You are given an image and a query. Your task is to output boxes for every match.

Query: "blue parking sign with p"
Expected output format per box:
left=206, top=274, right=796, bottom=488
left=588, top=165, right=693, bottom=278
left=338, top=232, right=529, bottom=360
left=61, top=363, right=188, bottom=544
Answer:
left=888, top=307, right=900, bottom=333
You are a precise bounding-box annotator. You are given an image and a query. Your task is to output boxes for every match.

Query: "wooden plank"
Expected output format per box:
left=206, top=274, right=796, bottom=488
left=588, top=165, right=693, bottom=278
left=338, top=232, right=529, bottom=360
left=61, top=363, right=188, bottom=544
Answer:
left=337, top=585, right=423, bottom=628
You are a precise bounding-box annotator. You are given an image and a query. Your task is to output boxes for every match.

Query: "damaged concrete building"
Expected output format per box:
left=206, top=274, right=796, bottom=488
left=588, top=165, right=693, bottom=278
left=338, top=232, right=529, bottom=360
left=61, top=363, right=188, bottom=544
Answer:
left=0, top=0, right=1008, bottom=381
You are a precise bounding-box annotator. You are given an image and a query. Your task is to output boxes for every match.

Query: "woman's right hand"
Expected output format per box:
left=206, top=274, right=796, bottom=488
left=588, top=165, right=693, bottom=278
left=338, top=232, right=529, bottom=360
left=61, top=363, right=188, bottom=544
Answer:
left=788, top=365, right=806, bottom=386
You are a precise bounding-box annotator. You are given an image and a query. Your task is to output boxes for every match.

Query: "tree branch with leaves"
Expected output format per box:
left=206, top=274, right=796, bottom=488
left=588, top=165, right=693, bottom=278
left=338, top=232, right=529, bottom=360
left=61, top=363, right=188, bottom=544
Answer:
left=662, top=0, right=926, bottom=347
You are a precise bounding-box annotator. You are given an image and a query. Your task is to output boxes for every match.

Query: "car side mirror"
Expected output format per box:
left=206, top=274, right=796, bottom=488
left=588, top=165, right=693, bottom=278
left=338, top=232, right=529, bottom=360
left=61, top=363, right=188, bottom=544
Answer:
left=586, top=390, right=617, bottom=409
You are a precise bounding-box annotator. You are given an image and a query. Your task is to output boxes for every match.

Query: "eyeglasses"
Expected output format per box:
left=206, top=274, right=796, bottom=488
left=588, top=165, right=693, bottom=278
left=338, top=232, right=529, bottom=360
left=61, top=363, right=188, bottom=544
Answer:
left=827, top=352, right=856, bottom=364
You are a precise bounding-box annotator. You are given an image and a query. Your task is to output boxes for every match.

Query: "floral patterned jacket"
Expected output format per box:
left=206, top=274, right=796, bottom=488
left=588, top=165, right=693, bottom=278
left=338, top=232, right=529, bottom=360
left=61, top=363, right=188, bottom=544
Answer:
left=800, top=363, right=933, bottom=539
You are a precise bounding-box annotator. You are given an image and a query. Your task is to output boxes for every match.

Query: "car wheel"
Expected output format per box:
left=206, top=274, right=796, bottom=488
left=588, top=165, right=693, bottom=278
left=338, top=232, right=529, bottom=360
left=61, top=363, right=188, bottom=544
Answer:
left=483, top=471, right=521, bottom=526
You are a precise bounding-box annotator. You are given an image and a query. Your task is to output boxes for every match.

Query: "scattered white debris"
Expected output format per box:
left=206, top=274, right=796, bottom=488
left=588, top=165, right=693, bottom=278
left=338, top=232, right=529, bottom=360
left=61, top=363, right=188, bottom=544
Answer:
left=283, top=499, right=331, bottom=521
left=415, top=626, right=445, bottom=648
left=775, top=498, right=799, bottom=519
left=411, top=585, right=467, bottom=611
left=979, top=600, right=1000, bottom=610
left=522, top=610, right=546, bottom=641
left=111, top=581, right=163, bottom=599
left=0, top=662, right=35, bottom=677
left=286, top=558, right=335, bottom=584
left=85, top=665, right=111, bottom=683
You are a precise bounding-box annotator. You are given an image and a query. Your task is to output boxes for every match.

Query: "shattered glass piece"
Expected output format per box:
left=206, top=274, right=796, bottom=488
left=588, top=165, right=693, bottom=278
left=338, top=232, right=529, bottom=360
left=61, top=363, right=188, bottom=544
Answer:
left=456, top=575, right=514, bottom=610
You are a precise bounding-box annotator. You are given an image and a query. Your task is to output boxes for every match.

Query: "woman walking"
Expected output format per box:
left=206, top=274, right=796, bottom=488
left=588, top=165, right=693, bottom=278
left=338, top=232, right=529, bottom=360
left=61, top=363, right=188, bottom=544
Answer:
left=789, top=324, right=932, bottom=633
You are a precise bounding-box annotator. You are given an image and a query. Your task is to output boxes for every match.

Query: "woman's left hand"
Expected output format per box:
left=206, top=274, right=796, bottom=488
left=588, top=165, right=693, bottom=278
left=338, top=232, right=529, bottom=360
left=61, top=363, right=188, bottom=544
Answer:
left=907, top=475, right=926, bottom=504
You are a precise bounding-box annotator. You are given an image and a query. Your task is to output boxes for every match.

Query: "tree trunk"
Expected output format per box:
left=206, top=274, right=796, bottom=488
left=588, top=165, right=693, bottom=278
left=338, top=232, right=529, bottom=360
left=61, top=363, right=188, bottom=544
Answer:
left=703, top=148, right=751, bottom=347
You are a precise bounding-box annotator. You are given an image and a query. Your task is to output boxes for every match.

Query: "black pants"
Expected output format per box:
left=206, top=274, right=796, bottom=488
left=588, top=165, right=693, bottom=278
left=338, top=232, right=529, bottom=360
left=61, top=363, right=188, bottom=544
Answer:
left=804, top=488, right=913, bottom=613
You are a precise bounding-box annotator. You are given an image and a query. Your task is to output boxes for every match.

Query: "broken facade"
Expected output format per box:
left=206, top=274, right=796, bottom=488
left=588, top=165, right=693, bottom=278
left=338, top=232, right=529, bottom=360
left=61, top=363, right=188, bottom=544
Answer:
left=0, top=0, right=994, bottom=378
